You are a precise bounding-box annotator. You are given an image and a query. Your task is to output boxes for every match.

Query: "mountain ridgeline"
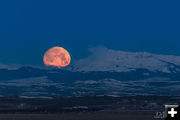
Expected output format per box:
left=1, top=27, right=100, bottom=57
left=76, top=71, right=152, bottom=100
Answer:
left=0, top=65, right=179, bottom=96
left=0, top=49, right=180, bottom=96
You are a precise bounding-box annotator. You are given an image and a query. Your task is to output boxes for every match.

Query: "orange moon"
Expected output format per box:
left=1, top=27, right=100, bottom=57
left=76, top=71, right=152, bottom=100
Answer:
left=43, top=47, right=71, bottom=68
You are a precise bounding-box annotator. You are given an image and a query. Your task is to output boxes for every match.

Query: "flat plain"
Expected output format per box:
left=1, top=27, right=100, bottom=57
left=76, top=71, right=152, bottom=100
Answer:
left=0, top=111, right=159, bottom=120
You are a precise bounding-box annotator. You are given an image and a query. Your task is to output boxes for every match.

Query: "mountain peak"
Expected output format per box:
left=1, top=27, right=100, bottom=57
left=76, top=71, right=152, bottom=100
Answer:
left=69, top=47, right=180, bottom=73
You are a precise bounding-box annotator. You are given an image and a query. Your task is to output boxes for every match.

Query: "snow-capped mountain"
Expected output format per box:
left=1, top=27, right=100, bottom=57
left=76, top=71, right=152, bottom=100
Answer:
left=0, top=47, right=180, bottom=96
left=69, top=46, right=180, bottom=73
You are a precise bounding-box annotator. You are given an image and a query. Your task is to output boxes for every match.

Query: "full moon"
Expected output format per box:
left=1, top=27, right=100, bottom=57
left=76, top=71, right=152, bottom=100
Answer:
left=43, top=47, right=71, bottom=68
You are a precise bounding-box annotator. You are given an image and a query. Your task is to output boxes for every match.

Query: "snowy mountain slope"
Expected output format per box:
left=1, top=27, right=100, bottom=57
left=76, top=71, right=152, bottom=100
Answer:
left=0, top=47, right=180, bottom=96
left=69, top=47, right=180, bottom=73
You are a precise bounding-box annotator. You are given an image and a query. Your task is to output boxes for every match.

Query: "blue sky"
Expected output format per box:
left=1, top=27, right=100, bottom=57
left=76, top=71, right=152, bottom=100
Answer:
left=0, top=0, right=180, bottom=65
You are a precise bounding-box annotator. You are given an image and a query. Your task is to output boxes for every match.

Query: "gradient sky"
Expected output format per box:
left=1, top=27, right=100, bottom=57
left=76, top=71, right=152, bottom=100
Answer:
left=0, top=0, right=180, bottom=65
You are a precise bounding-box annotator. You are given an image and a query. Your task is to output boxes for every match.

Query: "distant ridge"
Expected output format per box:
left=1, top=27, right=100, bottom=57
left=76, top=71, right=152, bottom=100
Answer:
left=69, top=47, right=180, bottom=73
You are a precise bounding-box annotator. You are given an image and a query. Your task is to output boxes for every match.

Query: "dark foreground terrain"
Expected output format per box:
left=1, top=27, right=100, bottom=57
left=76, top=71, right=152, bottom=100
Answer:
left=0, top=111, right=158, bottom=120
left=0, top=95, right=175, bottom=120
